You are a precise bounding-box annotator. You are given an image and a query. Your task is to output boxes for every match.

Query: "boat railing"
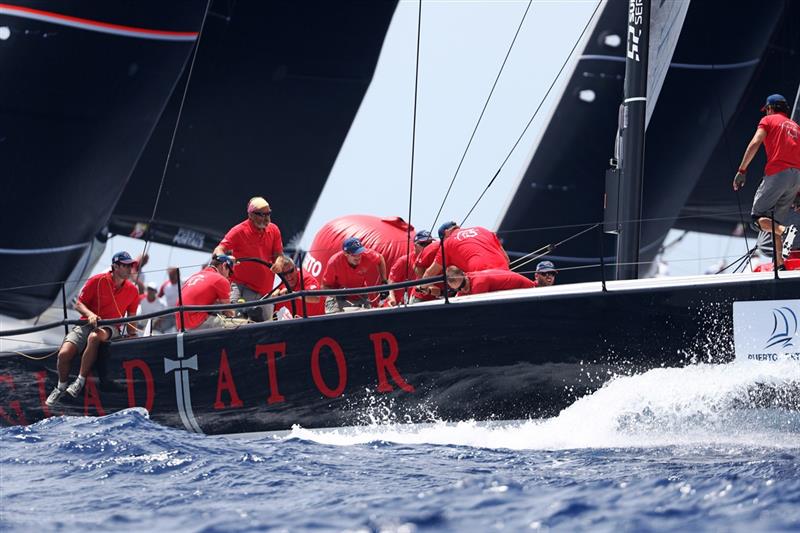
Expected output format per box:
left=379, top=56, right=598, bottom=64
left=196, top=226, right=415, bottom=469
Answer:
left=0, top=275, right=447, bottom=339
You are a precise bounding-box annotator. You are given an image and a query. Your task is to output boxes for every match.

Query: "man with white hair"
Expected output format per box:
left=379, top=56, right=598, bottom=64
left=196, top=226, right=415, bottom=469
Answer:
left=137, top=281, right=166, bottom=333
left=213, top=196, right=283, bottom=321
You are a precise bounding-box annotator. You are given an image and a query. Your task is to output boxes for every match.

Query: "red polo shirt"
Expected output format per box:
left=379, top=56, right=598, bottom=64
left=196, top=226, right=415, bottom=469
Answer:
left=77, top=272, right=139, bottom=321
left=274, top=272, right=326, bottom=317
left=176, top=267, right=231, bottom=330
left=323, top=249, right=383, bottom=289
left=460, top=269, right=535, bottom=296
left=758, top=113, right=800, bottom=176
left=435, top=227, right=508, bottom=272
left=414, top=241, right=439, bottom=272
left=219, top=219, right=283, bottom=294
left=389, top=252, right=416, bottom=302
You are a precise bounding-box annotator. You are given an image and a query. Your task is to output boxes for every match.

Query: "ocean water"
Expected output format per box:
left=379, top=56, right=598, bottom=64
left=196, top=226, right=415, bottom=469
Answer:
left=2, top=362, right=799, bottom=532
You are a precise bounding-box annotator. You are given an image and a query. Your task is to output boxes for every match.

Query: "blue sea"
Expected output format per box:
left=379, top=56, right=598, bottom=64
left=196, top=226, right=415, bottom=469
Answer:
left=2, top=363, right=799, bottom=532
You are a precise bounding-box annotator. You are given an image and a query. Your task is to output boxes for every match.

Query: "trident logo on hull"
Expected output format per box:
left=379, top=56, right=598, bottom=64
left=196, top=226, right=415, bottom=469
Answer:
left=164, top=333, right=203, bottom=433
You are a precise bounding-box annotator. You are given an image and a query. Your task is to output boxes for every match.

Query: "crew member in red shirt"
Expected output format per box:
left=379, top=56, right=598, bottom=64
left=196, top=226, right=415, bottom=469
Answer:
left=46, top=251, right=140, bottom=406
left=322, top=237, right=388, bottom=312
left=386, top=230, right=435, bottom=305
left=446, top=266, right=534, bottom=296
left=272, top=255, right=325, bottom=317
left=733, top=94, right=800, bottom=267
left=213, top=196, right=283, bottom=321
left=176, top=255, right=237, bottom=331
left=532, top=261, right=557, bottom=287
left=421, top=221, right=509, bottom=286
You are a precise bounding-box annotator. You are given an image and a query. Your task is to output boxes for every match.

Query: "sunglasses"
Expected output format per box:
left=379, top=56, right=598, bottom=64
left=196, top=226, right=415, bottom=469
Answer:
left=538, top=272, right=555, bottom=276
left=252, top=211, right=272, bottom=218
left=282, top=267, right=296, bottom=274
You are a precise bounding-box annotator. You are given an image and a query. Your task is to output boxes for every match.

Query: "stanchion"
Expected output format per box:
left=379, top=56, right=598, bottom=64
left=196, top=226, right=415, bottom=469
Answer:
left=299, top=255, right=308, bottom=319
left=61, top=282, right=68, bottom=335
left=176, top=268, right=186, bottom=333
left=441, top=238, right=450, bottom=304
left=598, top=225, right=607, bottom=292
left=771, top=211, right=779, bottom=280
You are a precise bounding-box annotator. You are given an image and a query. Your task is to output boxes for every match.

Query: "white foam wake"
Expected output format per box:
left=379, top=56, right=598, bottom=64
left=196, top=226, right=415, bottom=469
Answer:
left=284, top=361, right=800, bottom=450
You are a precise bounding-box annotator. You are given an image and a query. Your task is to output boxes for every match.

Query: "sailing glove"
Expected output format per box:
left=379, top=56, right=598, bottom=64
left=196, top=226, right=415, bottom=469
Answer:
left=733, top=172, right=746, bottom=191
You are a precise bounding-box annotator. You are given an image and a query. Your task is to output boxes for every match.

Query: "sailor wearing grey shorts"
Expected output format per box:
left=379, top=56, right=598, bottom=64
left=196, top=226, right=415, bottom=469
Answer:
left=65, top=323, right=121, bottom=353
left=733, top=94, right=800, bottom=265
left=751, top=168, right=800, bottom=225
left=231, top=283, right=274, bottom=322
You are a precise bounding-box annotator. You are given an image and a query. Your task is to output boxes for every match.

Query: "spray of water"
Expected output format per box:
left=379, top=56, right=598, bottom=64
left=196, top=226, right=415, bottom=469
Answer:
left=284, top=361, right=800, bottom=450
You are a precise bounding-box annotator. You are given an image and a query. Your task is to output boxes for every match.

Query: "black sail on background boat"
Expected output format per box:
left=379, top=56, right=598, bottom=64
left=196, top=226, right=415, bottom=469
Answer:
left=108, top=1, right=398, bottom=252
left=0, top=1, right=207, bottom=319
left=1, top=0, right=799, bottom=434
left=497, top=0, right=800, bottom=282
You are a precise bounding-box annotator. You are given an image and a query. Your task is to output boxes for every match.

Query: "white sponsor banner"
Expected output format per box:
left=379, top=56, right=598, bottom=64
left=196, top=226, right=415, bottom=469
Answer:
left=733, top=300, right=800, bottom=364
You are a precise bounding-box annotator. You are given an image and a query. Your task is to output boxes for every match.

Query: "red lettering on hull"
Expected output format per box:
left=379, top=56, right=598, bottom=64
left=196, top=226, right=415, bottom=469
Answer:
left=0, top=374, right=28, bottom=425
left=123, top=359, right=155, bottom=412
left=311, top=337, right=347, bottom=398
left=370, top=331, right=414, bottom=393
left=35, top=371, right=54, bottom=418
left=215, top=349, right=243, bottom=409
left=255, top=343, right=286, bottom=404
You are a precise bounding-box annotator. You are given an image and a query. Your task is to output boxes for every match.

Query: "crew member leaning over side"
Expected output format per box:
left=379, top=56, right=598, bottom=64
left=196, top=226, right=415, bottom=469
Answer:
left=421, top=221, right=509, bottom=286
left=386, top=230, right=435, bottom=306
left=46, top=251, right=140, bottom=406
left=445, top=266, right=534, bottom=296
left=733, top=93, right=800, bottom=268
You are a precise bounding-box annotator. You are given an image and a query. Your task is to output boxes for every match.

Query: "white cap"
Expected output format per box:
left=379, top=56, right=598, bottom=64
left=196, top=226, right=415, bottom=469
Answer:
left=146, top=281, right=158, bottom=291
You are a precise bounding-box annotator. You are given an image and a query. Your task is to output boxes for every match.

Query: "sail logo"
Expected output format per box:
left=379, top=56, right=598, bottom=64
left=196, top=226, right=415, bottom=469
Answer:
left=733, top=300, right=800, bottom=364
left=764, top=307, right=797, bottom=350
left=626, top=0, right=644, bottom=61
left=173, top=228, right=206, bottom=249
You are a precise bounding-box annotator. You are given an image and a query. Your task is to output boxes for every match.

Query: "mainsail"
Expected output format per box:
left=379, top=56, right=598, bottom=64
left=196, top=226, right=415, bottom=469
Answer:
left=109, top=1, right=398, bottom=253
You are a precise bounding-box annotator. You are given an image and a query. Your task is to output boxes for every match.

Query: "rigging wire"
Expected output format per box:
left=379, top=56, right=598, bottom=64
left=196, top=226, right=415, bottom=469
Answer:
left=510, top=223, right=599, bottom=272
left=135, top=0, right=214, bottom=281
left=713, top=87, right=754, bottom=271
left=430, top=0, right=533, bottom=231
left=459, top=0, right=603, bottom=226
left=403, top=0, right=424, bottom=304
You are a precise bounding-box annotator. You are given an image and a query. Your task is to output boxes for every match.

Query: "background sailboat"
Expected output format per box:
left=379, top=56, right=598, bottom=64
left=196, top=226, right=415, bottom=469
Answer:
left=0, top=1, right=207, bottom=320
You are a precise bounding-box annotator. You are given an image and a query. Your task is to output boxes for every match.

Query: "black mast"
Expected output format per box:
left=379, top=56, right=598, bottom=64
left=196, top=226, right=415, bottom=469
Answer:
left=613, top=0, right=650, bottom=280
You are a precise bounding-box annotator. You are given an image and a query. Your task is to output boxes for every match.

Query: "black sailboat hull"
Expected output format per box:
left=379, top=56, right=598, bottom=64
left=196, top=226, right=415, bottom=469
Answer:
left=2, top=275, right=798, bottom=434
